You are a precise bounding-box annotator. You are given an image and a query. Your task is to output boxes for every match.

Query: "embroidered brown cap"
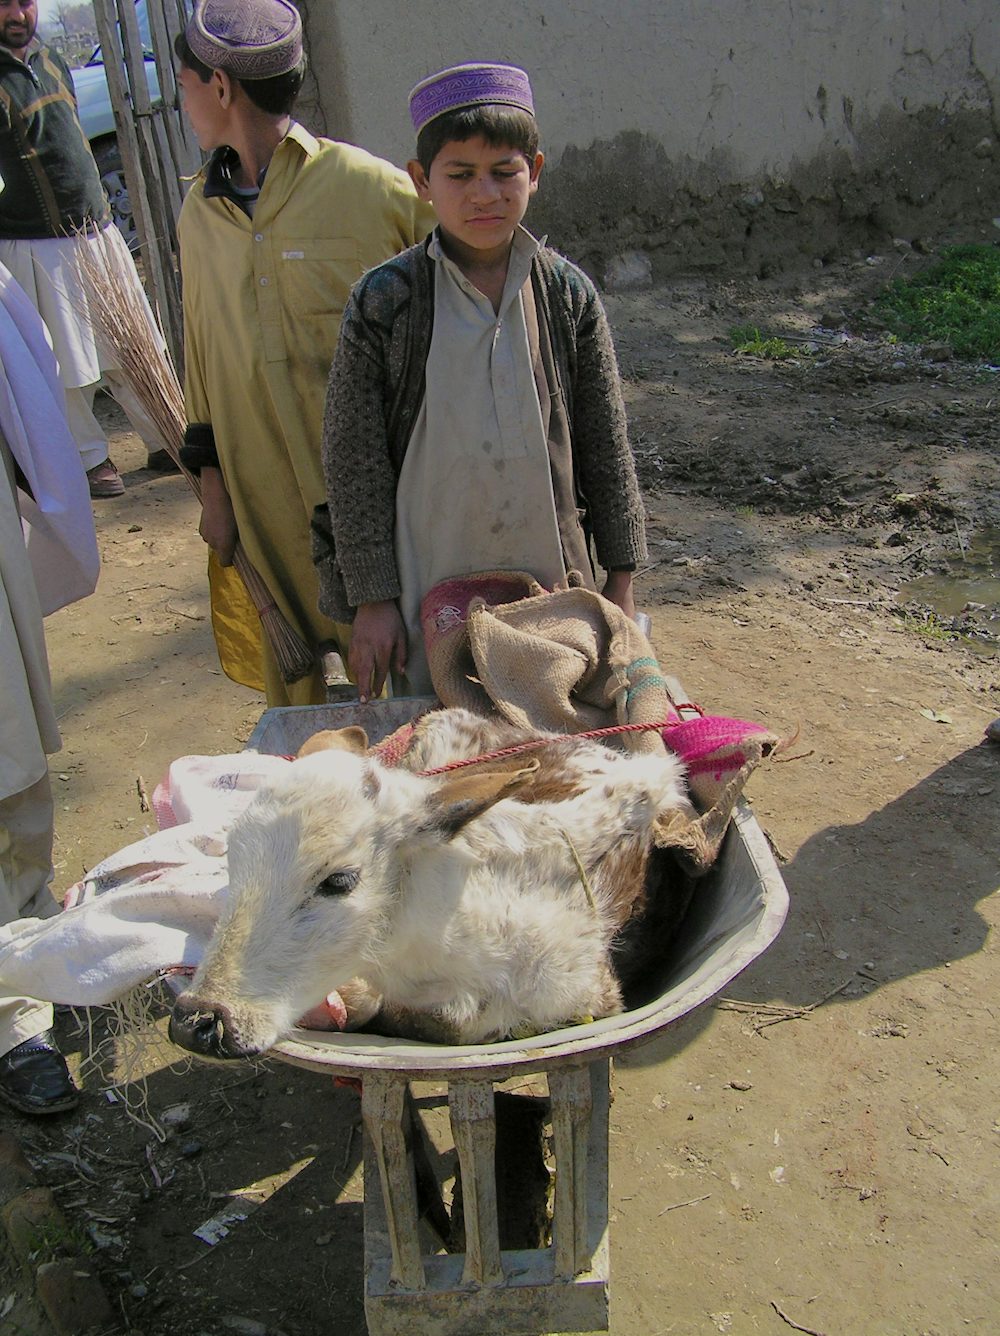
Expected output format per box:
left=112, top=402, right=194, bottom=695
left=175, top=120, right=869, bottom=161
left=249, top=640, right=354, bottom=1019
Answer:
left=186, top=0, right=303, bottom=79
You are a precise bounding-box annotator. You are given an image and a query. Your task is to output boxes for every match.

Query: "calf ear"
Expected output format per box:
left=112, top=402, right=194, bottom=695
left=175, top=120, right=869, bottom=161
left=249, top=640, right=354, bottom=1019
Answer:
left=297, top=725, right=369, bottom=758
left=425, top=761, right=539, bottom=839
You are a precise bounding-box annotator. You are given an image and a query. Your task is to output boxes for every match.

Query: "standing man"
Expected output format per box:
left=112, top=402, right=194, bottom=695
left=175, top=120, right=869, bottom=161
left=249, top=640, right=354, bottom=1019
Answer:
left=0, top=260, right=100, bottom=1115
left=0, top=435, right=77, bottom=1114
left=0, top=0, right=173, bottom=498
left=175, top=0, right=433, bottom=705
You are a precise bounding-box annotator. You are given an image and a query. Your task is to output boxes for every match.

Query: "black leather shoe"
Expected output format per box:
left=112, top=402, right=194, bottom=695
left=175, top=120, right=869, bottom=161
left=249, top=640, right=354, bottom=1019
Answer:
left=0, top=1031, right=79, bottom=1115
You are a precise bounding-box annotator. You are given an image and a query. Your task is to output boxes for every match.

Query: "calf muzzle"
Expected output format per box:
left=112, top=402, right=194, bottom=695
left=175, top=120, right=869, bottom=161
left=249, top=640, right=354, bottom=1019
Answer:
left=169, top=995, right=247, bottom=1060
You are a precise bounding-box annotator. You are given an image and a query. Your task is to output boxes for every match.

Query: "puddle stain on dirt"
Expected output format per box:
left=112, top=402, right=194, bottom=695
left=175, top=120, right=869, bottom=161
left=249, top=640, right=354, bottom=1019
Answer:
left=898, top=526, right=1000, bottom=654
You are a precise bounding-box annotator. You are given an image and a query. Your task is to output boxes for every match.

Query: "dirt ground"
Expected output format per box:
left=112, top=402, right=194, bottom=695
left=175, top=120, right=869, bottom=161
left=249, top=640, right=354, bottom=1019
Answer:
left=2, top=237, right=999, bottom=1336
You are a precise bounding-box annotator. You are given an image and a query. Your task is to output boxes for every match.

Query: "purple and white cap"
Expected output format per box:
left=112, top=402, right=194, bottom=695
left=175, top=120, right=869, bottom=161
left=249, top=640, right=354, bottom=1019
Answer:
left=186, top=0, right=302, bottom=79
left=409, top=62, right=534, bottom=135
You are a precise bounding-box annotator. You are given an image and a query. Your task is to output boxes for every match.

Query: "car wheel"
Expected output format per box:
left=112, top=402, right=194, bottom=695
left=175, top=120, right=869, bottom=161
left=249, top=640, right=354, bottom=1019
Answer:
left=93, top=140, right=139, bottom=251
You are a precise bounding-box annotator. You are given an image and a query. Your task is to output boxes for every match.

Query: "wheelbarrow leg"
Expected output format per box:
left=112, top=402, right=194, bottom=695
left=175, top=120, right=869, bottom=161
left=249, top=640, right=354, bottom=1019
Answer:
left=404, top=1086, right=452, bottom=1246
left=363, top=1061, right=611, bottom=1336
left=451, top=1089, right=552, bottom=1253
left=550, top=1060, right=610, bottom=1279
left=449, top=1079, right=504, bottom=1285
left=362, top=1074, right=424, bottom=1290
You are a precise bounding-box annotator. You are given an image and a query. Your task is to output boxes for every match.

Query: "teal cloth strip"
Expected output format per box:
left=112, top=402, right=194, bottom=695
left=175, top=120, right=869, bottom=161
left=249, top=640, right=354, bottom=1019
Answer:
left=626, top=675, right=667, bottom=702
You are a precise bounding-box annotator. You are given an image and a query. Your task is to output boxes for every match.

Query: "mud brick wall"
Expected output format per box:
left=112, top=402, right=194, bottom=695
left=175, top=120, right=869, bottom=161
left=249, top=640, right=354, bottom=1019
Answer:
left=296, top=1, right=1000, bottom=280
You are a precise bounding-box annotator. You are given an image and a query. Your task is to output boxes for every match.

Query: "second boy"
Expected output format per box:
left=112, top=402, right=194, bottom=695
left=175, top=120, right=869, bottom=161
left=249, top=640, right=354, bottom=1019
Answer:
left=318, top=61, right=648, bottom=699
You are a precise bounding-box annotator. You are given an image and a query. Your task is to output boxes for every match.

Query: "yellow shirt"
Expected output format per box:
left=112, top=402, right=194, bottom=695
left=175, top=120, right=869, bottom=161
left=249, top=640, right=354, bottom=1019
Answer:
left=179, top=123, right=433, bottom=703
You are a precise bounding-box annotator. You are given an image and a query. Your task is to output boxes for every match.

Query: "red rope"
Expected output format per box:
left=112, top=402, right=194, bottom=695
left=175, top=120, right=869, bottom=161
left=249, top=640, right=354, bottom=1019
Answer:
left=283, top=705, right=703, bottom=773
left=417, top=707, right=702, bottom=776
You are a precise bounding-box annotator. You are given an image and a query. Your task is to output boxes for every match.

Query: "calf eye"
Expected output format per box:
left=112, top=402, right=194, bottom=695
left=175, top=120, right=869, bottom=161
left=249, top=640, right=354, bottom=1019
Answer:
left=315, top=869, right=360, bottom=897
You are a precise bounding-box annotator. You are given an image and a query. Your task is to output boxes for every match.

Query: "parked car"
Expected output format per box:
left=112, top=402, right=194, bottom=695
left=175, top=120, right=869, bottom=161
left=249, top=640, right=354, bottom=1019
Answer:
left=69, top=0, right=167, bottom=248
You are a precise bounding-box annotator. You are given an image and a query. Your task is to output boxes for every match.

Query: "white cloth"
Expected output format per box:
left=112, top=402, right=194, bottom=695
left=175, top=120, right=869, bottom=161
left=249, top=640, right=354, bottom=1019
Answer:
left=0, top=416, right=60, bottom=1052
left=0, top=775, right=56, bottom=1051
left=0, top=226, right=167, bottom=467
left=0, top=226, right=131, bottom=387
left=0, top=995, right=52, bottom=1054
left=0, top=436, right=59, bottom=800
left=0, top=753, right=293, bottom=1006
left=0, top=772, right=56, bottom=924
left=0, top=263, right=101, bottom=1052
left=61, top=383, right=111, bottom=465
left=394, top=226, right=566, bottom=693
left=0, top=263, right=99, bottom=613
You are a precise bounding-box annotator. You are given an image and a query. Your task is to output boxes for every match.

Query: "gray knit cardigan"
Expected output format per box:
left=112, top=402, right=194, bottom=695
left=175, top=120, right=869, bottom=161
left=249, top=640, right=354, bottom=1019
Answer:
left=314, top=237, right=647, bottom=621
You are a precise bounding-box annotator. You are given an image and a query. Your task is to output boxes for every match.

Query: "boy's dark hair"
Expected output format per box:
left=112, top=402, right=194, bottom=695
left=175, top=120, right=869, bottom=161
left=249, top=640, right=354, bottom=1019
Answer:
left=173, top=31, right=306, bottom=116
left=416, top=104, right=539, bottom=173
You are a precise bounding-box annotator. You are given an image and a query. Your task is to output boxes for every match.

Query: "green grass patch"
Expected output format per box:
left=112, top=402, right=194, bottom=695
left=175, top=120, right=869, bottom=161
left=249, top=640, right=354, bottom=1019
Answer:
left=27, top=1216, right=93, bottom=1264
left=894, top=610, right=956, bottom=644
left=874, top=244, right=1000, bottom=361
left=728, top=325, right=796, bottom=359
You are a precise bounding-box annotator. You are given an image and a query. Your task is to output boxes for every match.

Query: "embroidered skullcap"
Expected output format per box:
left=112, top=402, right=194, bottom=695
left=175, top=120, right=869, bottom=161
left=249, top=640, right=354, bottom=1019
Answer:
left=409, top=62, right=534, bottom=135
left=186, top=0, right=302, bottom=79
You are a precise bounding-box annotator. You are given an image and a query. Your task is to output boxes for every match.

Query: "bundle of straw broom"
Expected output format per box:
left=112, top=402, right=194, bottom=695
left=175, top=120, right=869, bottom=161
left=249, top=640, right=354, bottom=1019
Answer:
left=74, top=226, right=314, bottom=684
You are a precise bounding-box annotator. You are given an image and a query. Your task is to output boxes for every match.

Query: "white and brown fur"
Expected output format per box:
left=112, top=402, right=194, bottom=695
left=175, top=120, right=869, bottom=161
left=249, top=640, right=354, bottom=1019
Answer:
left=170, top=709, right=693, bottom=1058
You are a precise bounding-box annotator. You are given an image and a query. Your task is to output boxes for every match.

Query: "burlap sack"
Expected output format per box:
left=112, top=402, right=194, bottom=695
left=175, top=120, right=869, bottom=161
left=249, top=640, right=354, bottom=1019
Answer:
left=419, top=571, right=542, bottom=715
left=421, top=575, right=678, bottom=756
left=414, top=573, right=787, bottom=873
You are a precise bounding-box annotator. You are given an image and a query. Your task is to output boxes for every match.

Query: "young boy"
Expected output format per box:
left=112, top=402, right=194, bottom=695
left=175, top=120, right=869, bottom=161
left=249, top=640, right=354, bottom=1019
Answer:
left=175, top=0, right=431, bottom=706
left=317, top=62, right=647, bottom=700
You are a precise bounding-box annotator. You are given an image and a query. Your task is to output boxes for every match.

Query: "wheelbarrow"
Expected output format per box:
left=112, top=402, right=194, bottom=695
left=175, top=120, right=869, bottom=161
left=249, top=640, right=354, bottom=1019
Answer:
left=243, top=698, right=789, bottom=1336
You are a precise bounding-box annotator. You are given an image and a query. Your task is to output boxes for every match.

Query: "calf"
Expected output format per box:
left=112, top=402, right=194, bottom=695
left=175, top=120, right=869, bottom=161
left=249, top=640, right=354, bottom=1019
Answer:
left=170, top=709, right=691, bottom=1057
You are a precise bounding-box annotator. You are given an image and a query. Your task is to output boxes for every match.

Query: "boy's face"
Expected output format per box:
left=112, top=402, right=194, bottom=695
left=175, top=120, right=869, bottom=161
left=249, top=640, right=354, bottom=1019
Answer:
left=177, top=62, right=230, bottom=152
left=408, top=136, right=543, bottom=261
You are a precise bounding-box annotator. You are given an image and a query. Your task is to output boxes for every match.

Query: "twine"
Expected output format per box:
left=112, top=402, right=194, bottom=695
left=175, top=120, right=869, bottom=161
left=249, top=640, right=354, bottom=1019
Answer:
left=416, top=709, right=701, bottom=776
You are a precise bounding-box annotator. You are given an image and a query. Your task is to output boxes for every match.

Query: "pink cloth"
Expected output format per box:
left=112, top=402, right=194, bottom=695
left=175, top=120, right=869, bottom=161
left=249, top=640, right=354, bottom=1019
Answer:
left=664, top=715, right=775, bottom=780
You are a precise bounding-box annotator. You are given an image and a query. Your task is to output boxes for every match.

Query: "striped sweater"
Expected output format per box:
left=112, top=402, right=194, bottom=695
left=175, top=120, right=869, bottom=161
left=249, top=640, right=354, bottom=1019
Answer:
left=0, top=43, right=108, bottom=239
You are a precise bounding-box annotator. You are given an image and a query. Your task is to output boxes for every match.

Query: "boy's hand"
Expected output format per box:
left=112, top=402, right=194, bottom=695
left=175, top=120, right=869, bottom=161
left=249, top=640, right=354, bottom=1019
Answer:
left=350, top=600, right=407, bottom=703
left=601, top=569, right=637, bottom=620
left=198, top=466, right=238, bottom=566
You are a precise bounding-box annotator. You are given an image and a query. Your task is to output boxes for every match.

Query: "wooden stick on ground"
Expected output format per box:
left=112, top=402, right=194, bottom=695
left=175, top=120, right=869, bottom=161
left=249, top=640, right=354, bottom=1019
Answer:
left=771, top=1299, right=828, bottom=1336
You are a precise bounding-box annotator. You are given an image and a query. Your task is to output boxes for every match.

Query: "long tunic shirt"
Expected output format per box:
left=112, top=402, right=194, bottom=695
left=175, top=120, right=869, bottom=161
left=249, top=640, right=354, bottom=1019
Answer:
left=395, top=227, right=566, bottom=692
left=179, top=123, right=432, bottom=703
left=318, top=241, right=647, bottom=626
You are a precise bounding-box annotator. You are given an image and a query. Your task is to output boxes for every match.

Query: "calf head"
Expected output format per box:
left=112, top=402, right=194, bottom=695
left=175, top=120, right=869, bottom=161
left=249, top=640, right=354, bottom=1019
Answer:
left=169, top=744, right=536, bottom=1059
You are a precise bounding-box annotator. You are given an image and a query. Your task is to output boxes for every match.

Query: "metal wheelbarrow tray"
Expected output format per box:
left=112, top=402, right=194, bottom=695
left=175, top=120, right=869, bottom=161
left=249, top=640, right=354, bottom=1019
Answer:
left=245, top=699, right=789, bottom=1336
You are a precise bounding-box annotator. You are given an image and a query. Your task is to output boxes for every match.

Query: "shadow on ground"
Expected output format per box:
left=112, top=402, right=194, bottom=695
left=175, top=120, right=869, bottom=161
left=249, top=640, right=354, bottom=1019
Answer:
left=623, top=739, right=998, bottom=1071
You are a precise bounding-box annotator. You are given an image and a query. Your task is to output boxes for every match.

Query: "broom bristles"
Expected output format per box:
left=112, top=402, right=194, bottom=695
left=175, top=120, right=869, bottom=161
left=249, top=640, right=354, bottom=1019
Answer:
left=74, top=227, right=315, bottom=684
left=258, top=603, right=317, bottom=681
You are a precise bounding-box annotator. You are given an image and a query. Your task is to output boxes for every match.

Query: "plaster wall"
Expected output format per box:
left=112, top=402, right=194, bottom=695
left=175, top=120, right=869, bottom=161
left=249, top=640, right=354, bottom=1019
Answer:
left=295, top=1, right=1000, bottom=276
